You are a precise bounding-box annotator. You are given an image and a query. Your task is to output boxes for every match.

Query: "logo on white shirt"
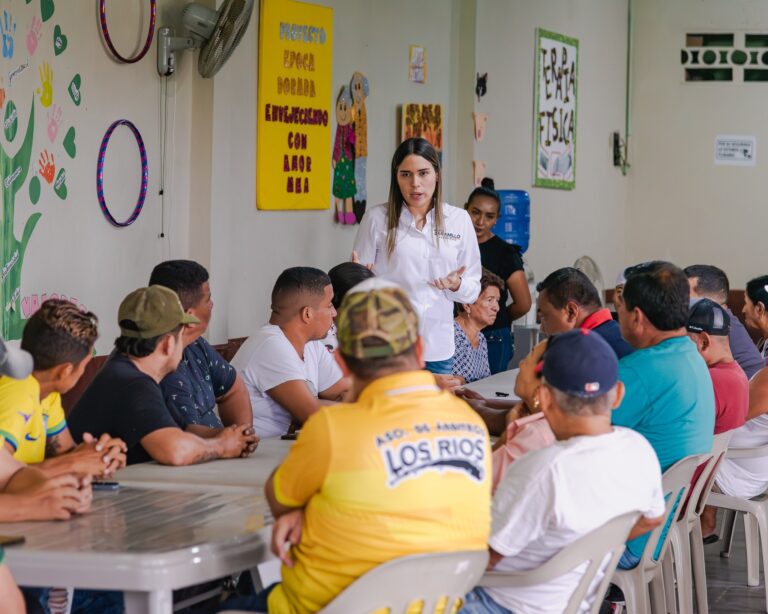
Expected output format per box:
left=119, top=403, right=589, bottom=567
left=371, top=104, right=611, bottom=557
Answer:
left=433, top=230, right=461, bottom=241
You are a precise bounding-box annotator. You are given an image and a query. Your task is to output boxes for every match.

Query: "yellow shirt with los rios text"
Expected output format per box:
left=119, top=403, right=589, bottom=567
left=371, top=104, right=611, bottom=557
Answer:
left=0, top=375, right=66, bottom=464
left=268, top=370, right=491, bottom=614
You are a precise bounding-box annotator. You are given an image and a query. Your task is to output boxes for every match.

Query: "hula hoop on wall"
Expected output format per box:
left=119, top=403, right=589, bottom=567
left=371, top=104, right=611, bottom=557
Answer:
left=97, top=120, right=149, bottom=228
left=99, top=0, right=157, bottom=64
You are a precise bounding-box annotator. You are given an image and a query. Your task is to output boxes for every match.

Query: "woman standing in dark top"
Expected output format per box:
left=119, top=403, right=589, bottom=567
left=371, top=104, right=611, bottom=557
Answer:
left=465, top=178, right=532, bottom=373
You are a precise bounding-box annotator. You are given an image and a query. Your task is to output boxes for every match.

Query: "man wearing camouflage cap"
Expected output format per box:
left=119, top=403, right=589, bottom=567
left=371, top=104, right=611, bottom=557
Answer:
left=68, top=286, right=258, bottom=466
left=223, top=278, right=491, bottom=613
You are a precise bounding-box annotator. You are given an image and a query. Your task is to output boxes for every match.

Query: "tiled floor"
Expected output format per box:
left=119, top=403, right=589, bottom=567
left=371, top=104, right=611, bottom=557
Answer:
left=705, top=515, right=767, bottom=612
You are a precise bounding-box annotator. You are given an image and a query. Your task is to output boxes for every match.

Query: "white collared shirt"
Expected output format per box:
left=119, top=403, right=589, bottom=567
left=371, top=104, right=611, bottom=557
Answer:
left=353, top=203, right=481, bottom=361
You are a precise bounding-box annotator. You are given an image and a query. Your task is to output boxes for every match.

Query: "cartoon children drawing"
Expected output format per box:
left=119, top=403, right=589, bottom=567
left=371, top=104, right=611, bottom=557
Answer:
left=332, top=86, right=356, bottom=225
left=350, top=71, right=369, bottom=224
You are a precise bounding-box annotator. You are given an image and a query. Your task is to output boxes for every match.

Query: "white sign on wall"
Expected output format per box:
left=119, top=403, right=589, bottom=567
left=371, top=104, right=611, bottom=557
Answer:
left=533, top=28, right=578, bottom=190
left=714, top=135, right=756, bottom=166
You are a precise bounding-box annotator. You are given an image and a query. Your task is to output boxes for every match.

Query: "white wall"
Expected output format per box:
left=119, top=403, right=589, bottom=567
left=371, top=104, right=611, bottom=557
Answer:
left=474, top=0, right=630, bottom=289
left=0, top=0, right=206, bottom=351
left=14, top=1, right=757, bottom=352
left=628, top=0, right=768, bottom=288
left=209, top=0, right=464, bottom=342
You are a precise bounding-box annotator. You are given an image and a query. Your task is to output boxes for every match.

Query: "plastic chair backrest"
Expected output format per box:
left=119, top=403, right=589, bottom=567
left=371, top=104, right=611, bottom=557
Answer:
left=318, top=550, right=489, bottom=614
left=478, top=511, right=638, bottom=614
left=644, top=455, right=700, bottom=565
left=691, top=430, right=733, bottom=517
left=724, top=442, right=768, bottom=460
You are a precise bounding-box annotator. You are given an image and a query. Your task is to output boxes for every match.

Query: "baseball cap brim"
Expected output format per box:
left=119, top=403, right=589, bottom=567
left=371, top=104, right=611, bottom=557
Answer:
left=181, top=313, right=200, bottom=326
left=0, top=339, right=34, bottom=380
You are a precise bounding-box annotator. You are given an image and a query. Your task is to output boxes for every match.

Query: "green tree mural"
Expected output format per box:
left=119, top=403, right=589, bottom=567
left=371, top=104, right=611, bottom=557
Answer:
left=1, top=98, right=37, bottom=339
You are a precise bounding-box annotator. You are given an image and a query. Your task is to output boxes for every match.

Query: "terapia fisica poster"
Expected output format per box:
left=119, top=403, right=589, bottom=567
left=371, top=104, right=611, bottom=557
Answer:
left=532, top=28, right=578, bottom=190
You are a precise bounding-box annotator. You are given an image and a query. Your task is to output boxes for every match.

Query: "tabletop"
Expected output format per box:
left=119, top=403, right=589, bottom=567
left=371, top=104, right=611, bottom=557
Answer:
left=1, top=487, right=272, bottom=592
left=465, top=368, right=520, bottom=401
left=113, top=437, right=293, bottom=492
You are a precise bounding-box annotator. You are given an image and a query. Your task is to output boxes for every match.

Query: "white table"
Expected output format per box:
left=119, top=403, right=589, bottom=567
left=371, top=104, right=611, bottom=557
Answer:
left=1, top=487, right=273, bottom=614
left=113, top=437, right=292, bottom=492
left=465, top=368, right=520, bottom=401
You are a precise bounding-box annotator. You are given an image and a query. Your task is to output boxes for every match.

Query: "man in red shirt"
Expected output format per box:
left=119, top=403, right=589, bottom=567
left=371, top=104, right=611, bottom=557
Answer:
left=687, top=298, right=749, bottom=434
left=686, top=298, right=749, bottom=539
left=536, top=267, right=634, bottom=358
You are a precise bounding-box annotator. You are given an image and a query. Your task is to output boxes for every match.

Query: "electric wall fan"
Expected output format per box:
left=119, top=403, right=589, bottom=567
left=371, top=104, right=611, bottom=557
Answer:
left=157, top=0, right=254, bottom=78
left=574, top=255, right=605, bottom=305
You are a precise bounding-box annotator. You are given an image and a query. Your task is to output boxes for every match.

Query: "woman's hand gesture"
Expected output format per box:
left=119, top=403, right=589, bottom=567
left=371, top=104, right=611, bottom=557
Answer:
left=430, top=266, right=465, bottom=292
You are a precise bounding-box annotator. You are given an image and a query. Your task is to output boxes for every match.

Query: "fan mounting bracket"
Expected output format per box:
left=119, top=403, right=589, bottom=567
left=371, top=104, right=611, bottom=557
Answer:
left=157, top=27, right=203, bottom=76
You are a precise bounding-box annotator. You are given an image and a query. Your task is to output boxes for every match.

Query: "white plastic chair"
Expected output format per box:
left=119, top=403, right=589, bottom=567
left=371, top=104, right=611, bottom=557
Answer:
left=611, top=454, right=701, bottom=614
left=222, top=549, right=488, bottom=614
left=708, top=442, right=768, bottom=609
left=477, top=511, right=639, bottom=614
left=663, top=431, right=733, bottom=614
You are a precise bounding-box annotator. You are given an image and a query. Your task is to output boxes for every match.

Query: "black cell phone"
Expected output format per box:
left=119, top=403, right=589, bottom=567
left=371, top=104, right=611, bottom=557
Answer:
left=495, top=391, right=510, bottom=397
left=0, top=535, right=25, bottom=546
left=280, top=433, right=297, bottom=440
left=92, top=481, right=120, bottom=491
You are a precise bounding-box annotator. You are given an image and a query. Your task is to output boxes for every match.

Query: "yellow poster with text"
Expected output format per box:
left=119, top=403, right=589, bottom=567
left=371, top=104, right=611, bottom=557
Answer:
left=257, top=0, right=333, bottom=210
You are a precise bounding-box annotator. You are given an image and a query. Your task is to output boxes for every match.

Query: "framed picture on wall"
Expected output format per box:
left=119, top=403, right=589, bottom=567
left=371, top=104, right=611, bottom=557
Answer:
left=532, top=28, right=578, bottom=190
left=409, top=45, right=426, bottom=83
left=401, top=103, right=443, bottom=163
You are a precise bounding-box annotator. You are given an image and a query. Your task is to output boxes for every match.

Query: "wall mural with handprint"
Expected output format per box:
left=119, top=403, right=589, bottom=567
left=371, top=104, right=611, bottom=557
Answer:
left=1, top=0, right=79, bottom=339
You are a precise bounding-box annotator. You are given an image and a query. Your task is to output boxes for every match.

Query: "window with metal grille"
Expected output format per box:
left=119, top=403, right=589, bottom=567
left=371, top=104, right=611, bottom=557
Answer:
left=682, top=33, right=768, bottom=82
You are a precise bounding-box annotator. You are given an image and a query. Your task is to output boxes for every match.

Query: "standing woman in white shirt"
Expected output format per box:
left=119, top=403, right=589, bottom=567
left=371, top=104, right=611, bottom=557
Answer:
left=353, top=138, right=481, bottom=374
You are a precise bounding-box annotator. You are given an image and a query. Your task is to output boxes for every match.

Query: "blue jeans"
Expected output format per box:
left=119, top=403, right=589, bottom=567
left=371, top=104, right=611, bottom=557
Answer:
left=425, top=357, right=454, bottom=375
left=217, top=582, right=278, bottom=612
left=617, top=547, right=641, bottom=570
left=71, top=590, right=123, bottom=613
left=458, top=587, right=514, bottom=613
left=483, top=328, right=514, bottom=374
left=22, top=588, right=123, bottom=614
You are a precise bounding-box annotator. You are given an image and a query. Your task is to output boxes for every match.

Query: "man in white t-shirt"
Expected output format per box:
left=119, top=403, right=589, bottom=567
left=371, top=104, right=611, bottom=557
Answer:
left=232, top=267, right=349, bottom=438
left=460, top=329, right=666, bottom=614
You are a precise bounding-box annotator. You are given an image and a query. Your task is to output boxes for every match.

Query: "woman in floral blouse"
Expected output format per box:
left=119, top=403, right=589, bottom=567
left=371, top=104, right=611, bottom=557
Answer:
left=452, top=270, right=504, bottom=384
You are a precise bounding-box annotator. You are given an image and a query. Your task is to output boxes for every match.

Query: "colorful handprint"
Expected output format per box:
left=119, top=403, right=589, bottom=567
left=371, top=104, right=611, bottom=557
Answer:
left=26, top=15, right=41, bottom=57
left=36, top=62, right=53, bottom=108
left=38, top=149, right=54, bottom=184
left=0, top=77, right=6, bottom=110
left=1, top=11, right=16, bottom=59
left=46, top=103, right=61, bottom=143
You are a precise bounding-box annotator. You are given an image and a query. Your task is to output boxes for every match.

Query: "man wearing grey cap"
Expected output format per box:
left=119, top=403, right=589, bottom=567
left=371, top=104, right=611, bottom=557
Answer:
left=68, top=286, right=258, bottom=465
left=222, top=278, right=491, bottom=613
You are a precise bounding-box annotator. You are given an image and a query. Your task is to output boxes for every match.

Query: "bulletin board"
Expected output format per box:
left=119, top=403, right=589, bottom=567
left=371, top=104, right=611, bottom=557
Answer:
left=533, top=28, right=578, bottom=190
left=256, top=0, right=333, bottom=210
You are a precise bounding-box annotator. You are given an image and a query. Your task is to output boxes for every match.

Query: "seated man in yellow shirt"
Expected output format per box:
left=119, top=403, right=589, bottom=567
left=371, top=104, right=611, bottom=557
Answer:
left=222, top=278, right=492, bottom=613
left=0, top=334, right=93, bottom=614
left=0, top=300, right=126, bottom=477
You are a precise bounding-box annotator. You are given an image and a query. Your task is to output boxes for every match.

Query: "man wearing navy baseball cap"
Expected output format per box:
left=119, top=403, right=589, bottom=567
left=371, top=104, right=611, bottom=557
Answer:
left=686, top=298, right=749, bottom=542
left=460, top=329, right=665, bottom=614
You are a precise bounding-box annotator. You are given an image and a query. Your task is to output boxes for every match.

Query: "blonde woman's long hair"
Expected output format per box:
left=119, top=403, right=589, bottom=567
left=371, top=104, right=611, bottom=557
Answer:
left=386, top=138, right=443, bottom=256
